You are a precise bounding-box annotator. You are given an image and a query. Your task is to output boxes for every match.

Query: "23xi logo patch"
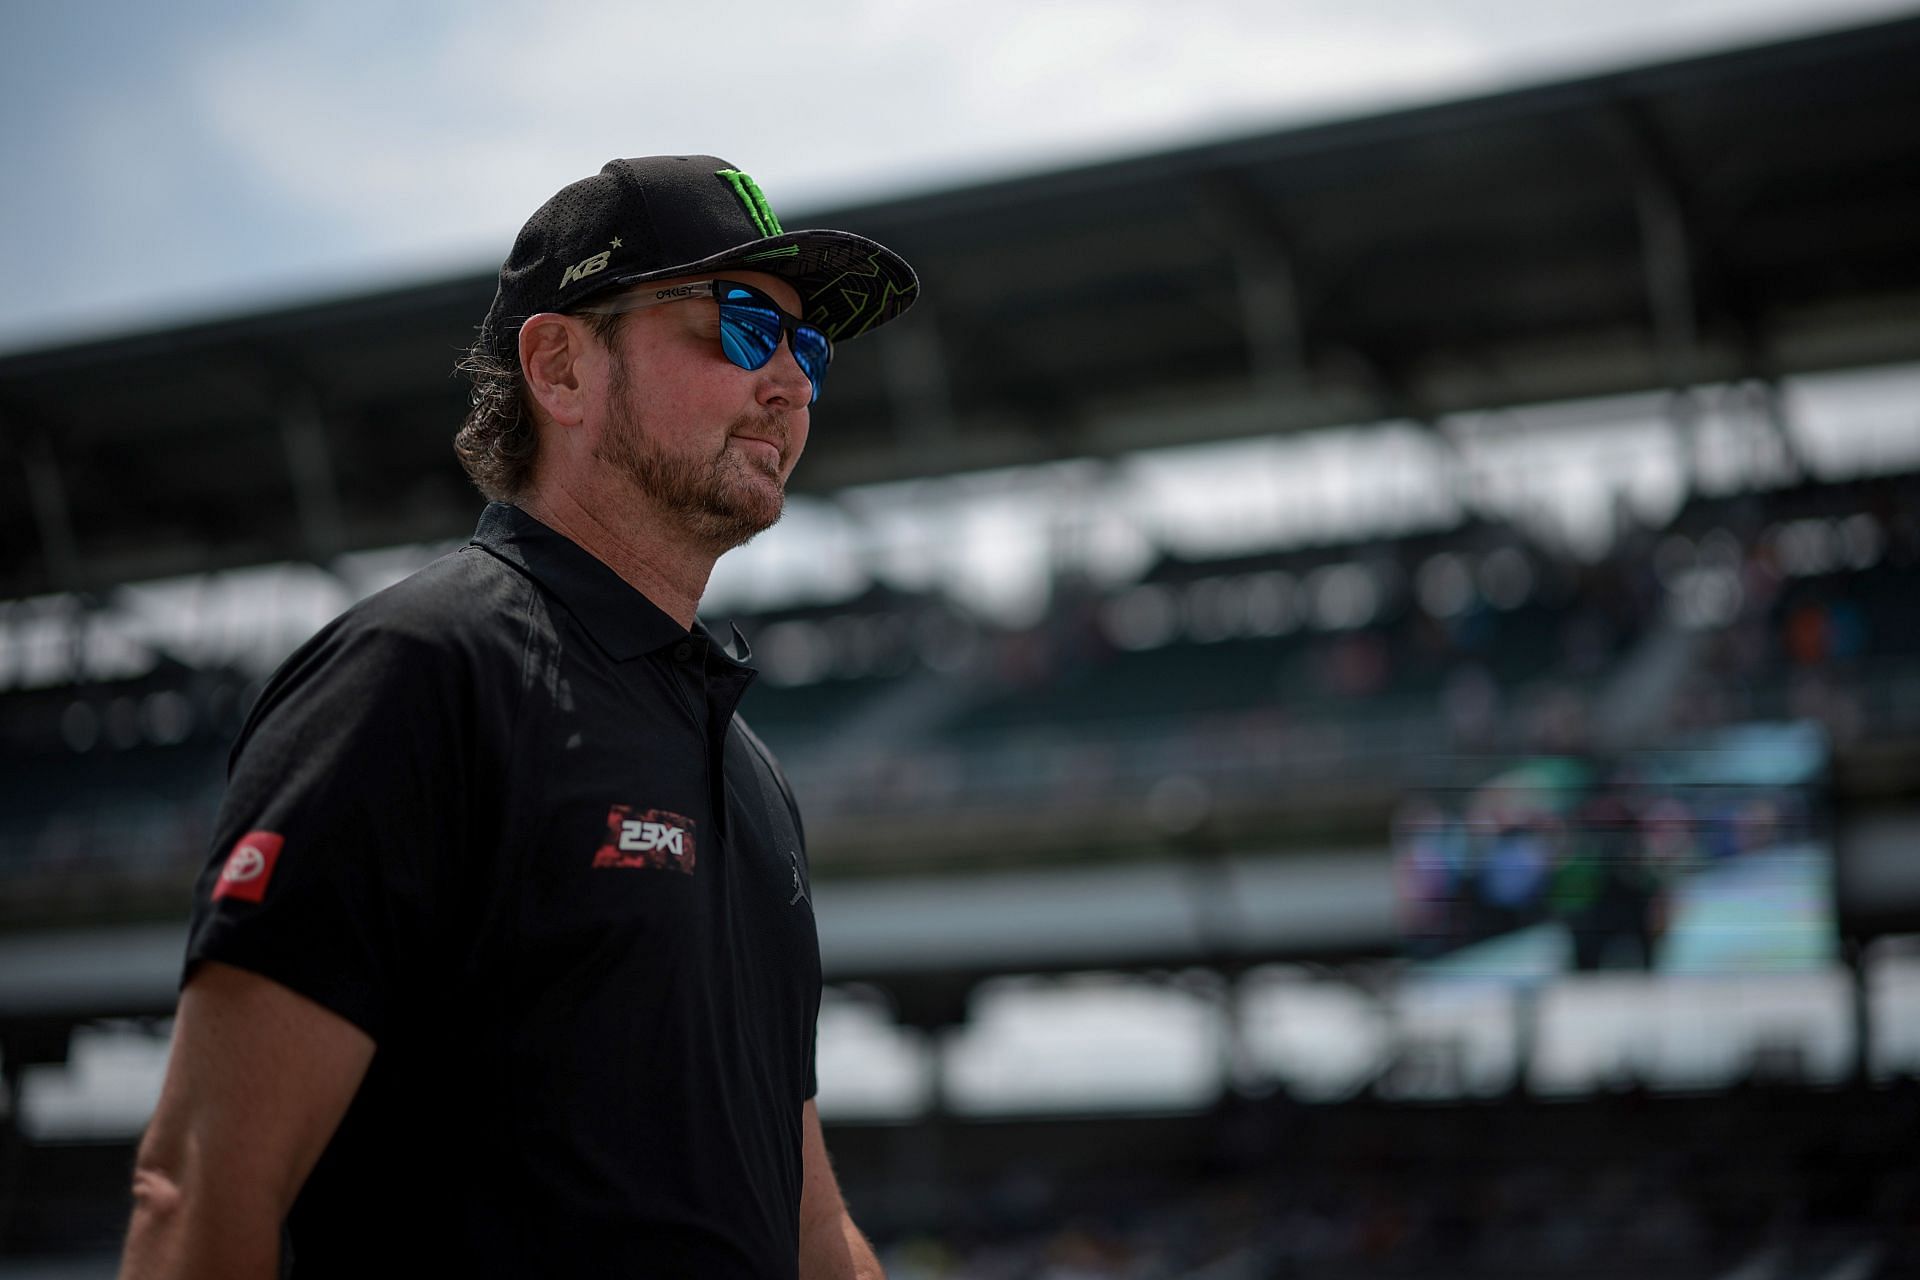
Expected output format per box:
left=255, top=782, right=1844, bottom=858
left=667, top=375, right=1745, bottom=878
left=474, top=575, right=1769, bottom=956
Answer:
left=593, top=806, right=697, bottom=875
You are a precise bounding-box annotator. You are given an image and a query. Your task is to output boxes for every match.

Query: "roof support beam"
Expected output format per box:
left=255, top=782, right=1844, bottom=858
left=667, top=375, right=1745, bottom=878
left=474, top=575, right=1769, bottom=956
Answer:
left=1753, top=375, right=1807, bottom=483
left=879, top=305, right=957, bottom=448
left=1190, top=174, right=1311, bottom=395
left=1732, top=326, right=1807, bottom=483
left=279, top=390, right=345, bottom=564
left=1610, top=110, right=1705, bottom=495
left=1633, top=169, right=1700, bottom=391
left=19, top=421, right=82, bottom=594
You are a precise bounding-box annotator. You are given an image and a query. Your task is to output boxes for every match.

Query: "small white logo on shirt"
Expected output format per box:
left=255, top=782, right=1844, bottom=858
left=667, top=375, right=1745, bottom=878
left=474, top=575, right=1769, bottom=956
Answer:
left=619, top=819, right=687, bottom=858
left=788, top=852, right=808, bottom=906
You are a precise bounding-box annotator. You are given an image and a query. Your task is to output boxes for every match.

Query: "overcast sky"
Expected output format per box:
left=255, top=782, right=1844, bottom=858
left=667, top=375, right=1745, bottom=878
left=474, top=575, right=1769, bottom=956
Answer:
left=4, top=0, right=1917, bottom=356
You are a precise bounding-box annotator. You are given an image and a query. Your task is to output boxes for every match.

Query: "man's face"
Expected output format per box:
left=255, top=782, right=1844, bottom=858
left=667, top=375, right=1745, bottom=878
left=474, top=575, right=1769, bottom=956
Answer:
left=590, top=270, right=812, bottom=551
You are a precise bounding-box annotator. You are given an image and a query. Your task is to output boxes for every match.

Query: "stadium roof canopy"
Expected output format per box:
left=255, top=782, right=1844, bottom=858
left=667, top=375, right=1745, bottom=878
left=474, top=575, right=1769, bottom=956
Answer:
left=2, top=15, right=1917, bottom=600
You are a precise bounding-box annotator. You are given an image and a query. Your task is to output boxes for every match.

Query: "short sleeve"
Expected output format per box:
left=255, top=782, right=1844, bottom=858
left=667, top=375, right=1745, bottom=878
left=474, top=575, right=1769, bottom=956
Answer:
left=184, top=610, right=484, bottom=1042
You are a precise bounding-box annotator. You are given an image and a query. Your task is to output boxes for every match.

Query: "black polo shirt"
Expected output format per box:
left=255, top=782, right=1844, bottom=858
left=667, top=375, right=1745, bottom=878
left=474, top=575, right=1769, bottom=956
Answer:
left=184, top=502, right=822, bottom=1278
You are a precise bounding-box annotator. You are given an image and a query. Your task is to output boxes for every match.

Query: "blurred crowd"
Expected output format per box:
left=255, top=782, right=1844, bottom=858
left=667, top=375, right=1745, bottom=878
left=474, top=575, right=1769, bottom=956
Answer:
left=1, top=471, right=1915, bottom=904
left=860, top=1084, right=1920, bottom=1280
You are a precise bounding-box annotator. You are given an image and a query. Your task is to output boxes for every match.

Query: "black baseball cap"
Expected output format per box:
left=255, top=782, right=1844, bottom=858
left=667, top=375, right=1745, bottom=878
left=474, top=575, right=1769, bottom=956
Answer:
left=478, top=155, right=918, bottom=359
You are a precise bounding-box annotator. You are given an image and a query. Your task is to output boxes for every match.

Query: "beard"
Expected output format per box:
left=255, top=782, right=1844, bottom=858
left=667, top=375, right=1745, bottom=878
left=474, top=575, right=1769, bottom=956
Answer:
left=593, top=363, right=790, bottom=552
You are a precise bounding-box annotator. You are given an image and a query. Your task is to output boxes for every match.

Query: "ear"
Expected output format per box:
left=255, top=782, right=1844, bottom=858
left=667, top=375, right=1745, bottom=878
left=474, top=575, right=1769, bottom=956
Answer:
left=519, top=313, right=596, bottom=428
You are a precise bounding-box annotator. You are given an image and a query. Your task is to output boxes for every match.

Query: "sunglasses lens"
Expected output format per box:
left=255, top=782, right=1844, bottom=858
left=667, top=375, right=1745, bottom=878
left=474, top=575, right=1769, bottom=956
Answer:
left=790, top=330, right=830, bottom=400
left=718, top=297, right=782, bottom=371
left=718, top=285, right=830, bottom=405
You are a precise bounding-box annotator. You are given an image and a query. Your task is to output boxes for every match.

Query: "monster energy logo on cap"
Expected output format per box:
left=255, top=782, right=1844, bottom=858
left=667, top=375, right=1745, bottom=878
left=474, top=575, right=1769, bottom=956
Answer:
left=717, top=169, right=784, bottom=237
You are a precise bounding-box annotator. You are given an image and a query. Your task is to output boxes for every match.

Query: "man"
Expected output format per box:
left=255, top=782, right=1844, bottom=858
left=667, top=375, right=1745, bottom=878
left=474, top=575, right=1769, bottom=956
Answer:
left=120, top=155, right=918, bottom=1278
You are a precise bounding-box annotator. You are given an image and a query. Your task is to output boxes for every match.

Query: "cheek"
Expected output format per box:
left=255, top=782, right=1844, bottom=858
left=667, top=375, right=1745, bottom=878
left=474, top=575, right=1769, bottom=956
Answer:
left=783, top=415, right=810, bottom=471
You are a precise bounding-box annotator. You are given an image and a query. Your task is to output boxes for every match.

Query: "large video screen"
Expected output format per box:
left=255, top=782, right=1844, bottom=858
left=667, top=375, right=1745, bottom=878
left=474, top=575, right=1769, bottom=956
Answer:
left=1395, top=722, right=1835, bottom=981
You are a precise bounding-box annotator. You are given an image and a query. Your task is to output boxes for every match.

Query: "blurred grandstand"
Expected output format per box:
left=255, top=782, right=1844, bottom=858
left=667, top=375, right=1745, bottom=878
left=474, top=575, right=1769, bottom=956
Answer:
left=4, top=15, right=1920, bottom=1278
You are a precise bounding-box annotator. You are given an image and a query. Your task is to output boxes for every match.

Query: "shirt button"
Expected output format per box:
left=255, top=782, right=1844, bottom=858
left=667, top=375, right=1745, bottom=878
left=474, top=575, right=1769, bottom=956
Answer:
left=674, top=642, right=694, bottom=662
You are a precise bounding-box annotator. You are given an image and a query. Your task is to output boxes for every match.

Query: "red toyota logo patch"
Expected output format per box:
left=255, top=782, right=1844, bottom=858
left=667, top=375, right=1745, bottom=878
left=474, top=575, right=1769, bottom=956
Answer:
left=212, top=831, right=284, bottom=903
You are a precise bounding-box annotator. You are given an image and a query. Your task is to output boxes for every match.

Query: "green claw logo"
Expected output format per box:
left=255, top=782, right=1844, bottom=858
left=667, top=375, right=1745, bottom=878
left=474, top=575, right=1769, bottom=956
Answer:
left=717, top=169, right=784, bottom=237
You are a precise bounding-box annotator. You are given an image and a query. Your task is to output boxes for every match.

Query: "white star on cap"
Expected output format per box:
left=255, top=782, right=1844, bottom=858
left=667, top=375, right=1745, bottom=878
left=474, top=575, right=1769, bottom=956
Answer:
left=610, top=237, right=623, bottom=249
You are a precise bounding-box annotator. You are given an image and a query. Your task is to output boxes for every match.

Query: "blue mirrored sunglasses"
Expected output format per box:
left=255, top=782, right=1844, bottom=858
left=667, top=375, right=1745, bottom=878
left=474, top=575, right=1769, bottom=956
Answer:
left=575, top=278, right=832, bottom=404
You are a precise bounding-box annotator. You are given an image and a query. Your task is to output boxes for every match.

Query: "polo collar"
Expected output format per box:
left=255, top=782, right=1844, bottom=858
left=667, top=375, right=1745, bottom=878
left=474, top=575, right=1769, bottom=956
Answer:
left=471, top=502, right=692, bottom=662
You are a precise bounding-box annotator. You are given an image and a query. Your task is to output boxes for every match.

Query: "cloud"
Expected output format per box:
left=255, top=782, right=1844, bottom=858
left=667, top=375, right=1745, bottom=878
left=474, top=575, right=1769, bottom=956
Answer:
left=175, top=0, right=1920, bottom=251
left=7, top=0, right=1916, bottom=348
left=188, top=0, right=1497, bottom=239
left=0, top=4, right=360, bottom=348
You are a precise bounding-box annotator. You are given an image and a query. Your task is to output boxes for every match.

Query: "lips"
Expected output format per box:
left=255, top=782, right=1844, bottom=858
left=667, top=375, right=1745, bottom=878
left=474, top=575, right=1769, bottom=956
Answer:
left=729, top=434, right=783, bottom=470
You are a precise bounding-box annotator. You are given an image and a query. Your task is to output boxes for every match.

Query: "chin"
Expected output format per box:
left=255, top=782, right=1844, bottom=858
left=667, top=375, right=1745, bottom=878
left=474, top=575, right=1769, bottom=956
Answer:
left=700, top=478, right=786, bottom=550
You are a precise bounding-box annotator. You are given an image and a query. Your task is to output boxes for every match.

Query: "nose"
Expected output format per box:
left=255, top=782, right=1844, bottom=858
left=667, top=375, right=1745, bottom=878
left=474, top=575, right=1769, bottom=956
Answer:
left=757, top=334, right=816, bottom=408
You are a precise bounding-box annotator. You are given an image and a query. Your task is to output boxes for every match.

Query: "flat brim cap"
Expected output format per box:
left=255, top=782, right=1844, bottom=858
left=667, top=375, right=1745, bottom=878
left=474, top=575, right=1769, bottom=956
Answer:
left=480, top=155, right=918, bottom=358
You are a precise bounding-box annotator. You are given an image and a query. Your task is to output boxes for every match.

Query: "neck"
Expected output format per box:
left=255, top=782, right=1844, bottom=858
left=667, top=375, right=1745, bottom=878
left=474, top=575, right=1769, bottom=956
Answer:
left=514, top=486, right=716, bottom=630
